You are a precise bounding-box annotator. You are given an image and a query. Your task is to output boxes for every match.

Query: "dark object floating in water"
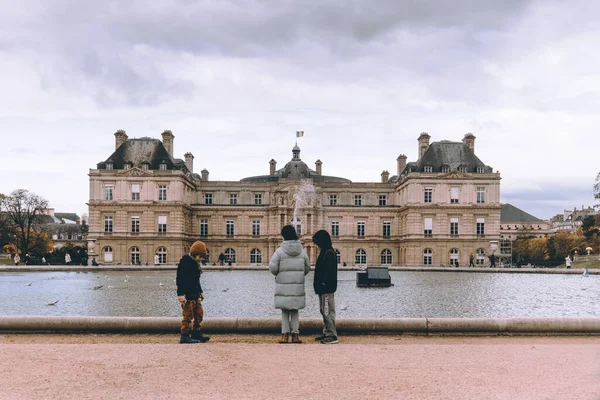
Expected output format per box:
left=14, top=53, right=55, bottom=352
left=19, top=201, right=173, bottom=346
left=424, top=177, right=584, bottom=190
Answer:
left=356, top=267, right=393, bottom=287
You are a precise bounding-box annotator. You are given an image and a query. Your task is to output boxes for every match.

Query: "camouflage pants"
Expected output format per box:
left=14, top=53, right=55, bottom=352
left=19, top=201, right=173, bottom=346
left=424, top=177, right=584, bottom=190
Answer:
left=181, top=299, right=204, bottom=334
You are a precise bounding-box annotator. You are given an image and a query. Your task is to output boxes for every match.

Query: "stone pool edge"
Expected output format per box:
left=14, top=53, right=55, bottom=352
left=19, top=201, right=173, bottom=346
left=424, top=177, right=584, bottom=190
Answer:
left=1, top=316, right=599, bottom=336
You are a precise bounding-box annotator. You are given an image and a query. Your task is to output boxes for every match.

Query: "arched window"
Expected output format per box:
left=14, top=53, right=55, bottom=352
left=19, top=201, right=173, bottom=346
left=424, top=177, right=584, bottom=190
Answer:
left=423, top=248, right=433, bottom=265
left=224, top=248, right=236, bottom=263
left=250, top=249, right=262, bottom=264
left=335, top=249, right=341, bottom=265
left=103, top=246, right=113, bottom=263
left=355, top=249, right=367, bottom=265
left=381, top=249, right=392, bottom=265
left=130, top=247, right=140, bottom=265
left=476, top=248, right=486, bottom=265
left=157, top=247, right=167, bottom=264
left=449, top=248, right=459, bottom=266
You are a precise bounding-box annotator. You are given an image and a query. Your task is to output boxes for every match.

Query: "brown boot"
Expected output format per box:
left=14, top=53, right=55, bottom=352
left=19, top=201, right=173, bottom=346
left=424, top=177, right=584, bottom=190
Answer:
left=291, top=333, right=302, bottom=344
left=278, top=333, right=290, bottom=344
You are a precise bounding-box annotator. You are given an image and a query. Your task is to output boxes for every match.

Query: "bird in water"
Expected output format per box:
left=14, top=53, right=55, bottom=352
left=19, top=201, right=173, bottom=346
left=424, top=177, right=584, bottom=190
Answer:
left=340, top=305, right=349, bottom=311
left=92, top=285, right=104, bottom=290
left=221, top=288, right=229, bottom=292
left=159, top=282, right=165, bottom=286
left=25, top=282, right=32, bottom=286
left=46, top=300, right=59, bottom=306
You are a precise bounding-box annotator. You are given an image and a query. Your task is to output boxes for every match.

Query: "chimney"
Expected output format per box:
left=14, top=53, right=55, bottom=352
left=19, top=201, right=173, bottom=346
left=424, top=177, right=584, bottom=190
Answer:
left=315, top=160, right=322, bottom=176
left=161, top=130, right=174, bottom=157
left=184, top=152, right=194, bottom=173
left=463, top=133, right=476, bottom=152
left=381, top=170, right=390, bottom=183
left=397, top=154, right=407, bottom=176
left=115, top=130, right=128, bottom=150
left=201, top=169, right=209, bottom=181
left=270, top=159, right=277, bottom=176
left=418, top=132, right=431, bottom=160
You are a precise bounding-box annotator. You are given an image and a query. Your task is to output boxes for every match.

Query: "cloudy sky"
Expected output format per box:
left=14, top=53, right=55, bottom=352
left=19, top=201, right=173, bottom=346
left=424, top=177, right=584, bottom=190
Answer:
left=1, top=0, right=598, bottom=220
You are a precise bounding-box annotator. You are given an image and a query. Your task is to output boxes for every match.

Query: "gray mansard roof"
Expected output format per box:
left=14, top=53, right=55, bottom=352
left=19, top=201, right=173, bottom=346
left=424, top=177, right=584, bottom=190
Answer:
left=500, top=204, right=545, bottom=223
left=96, top=138, right=192, bottom=175
left=241, top=145, right=351, bottom=183
left=389, top=140, right=493, bottom=182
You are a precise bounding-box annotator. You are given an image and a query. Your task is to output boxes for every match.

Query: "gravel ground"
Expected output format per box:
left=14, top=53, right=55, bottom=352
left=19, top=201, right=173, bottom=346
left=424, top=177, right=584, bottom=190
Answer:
left=1, top=334, right=599, bottom=400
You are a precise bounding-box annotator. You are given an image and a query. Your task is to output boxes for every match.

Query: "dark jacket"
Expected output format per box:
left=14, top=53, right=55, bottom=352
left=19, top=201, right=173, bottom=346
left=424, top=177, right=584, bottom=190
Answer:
left=176, top=254, right=203, bottom=300
left=313, top=249, right=337, bottom=295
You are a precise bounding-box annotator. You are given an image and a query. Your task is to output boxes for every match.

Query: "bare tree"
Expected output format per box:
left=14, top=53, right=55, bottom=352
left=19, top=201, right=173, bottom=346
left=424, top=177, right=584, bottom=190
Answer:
left=595, top=172, right=600, bottom=209
left=0, top=189, right=50, bottom=256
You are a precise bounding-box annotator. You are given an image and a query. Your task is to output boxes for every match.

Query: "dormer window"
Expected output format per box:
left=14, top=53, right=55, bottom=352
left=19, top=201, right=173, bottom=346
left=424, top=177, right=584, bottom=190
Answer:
left=442, top=166, right=450, bottom=173
left=477, top=167, right=484, bottom=173
left=142, top=163, right=149, bottom=170
left=424, top=166, right=433, bottom=173
left=159, top=162, right=168, bottom=171
left=106, top=163, right=114, bottom=170
left=458, top=166, right=468, bottom=173
left=125, top=162, right=133, bottom=170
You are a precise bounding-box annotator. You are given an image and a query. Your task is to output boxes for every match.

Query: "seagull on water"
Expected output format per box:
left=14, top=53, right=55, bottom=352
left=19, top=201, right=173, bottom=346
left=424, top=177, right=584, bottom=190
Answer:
left=46, top=300, right=59, bottom=306
left=25, top=282, right=32, bottom=286
left=92, top=285, right=104, bottom=290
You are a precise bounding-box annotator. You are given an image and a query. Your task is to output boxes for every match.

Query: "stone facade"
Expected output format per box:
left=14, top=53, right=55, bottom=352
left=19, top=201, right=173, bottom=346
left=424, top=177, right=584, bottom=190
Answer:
left=88, top=131, right=501, bottom=266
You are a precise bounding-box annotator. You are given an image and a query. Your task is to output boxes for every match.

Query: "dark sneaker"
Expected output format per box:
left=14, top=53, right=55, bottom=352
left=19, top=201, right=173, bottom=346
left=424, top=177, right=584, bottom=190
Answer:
left=314, top=334, right=326, bottom=341
left=320, top=336, right=339, bottom=344
left=191, top=331, right=211, bottom=343
left=180, top=334, right=200, bottom=344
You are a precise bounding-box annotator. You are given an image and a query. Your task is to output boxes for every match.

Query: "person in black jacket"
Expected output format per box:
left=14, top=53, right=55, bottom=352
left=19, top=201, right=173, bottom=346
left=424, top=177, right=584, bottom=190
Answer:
left=176, top=240, right=210, bottom=344
left=312, top=230, right=338, bottom=344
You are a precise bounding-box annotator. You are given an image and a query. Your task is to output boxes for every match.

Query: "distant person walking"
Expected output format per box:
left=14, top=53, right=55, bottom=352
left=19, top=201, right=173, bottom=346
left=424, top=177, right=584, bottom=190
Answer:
left=312, top=229, right=339, bottom=344
left=489, top=253, right=496, bottom=268
left=565, top=255, right=572, bottom=269
left=154, top=254, right=160, bottom=265
left=268, top=225, right=310, bottom=344
left=469, top=253, right=475, bottom=268
left=13, top=254, right=20, bottom=266
left=176, top=241, right=211, bottom=344
left=65, top=253, right=71, bottom=265
left=218, top=253, right=225, bottom=266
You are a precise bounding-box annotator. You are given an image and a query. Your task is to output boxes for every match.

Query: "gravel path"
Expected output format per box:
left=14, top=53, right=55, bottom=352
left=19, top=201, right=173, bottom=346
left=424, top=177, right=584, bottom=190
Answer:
left=1, top=334, right=599, bottom=400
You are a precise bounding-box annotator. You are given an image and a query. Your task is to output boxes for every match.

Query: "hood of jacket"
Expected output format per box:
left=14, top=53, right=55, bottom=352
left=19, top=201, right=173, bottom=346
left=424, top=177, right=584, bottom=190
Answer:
left=280, top=240, right=303, bottom=257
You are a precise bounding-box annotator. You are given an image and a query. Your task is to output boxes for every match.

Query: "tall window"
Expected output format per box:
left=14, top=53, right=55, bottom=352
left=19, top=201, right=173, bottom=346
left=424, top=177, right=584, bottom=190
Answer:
left=335, top=249, right=341, bottom=264
left=424, top=218, right=433, bottom=236
left=204, top=193, right=213, bottom=205
left=141, top=163, right=149, bottom=170
left=157, top=247, right=167, bottom=264
left=331, top=221, right=340, bottom=237
left=354, top=195, right=362, bottom=206
left=131, top=184, right=140, bottom=201
left=229, top=193, right=238, bottom=205
left=476, top=187, right=485, bottom=204
left=383, top=221, right=391, bottom=238
left=104, top=184, right=114, bottom=201
left=159, top=162, right=167, bottom=170
left=226, top=220, right=235, bottom=237
left=379, top=195, right=387, bottom=206
left=158, top=185, right=167, bottom=201
left=477, top=167, right=485, bottom=173
left=424, top=188, right=432, bottom=203
left=224, top=248, right=236, bottom=263
left=254, top=193, right=263, bottom=205
left=131, top=216, right=140, bottom=233
left=476, top=218, right=485, bottom=236
left=158, top=216, right=167, bottom=233
left=381, top=249, right=392, bottom=265
left=104, top=216, right=113, bottom=233
left=423, top=248, right=433, bottom=265
left=476, top=248, right=486, bottom=265
left=355, top=249, right=367, bottom=264
left=200, top=219, right=208, bottom=237
left=357, top=221, right=365, bottom=237
left=450, top=217, right=459, bottom=236
left=250, top=249, right=262, bottom=264
left=450, top=187, right=459, bottom=204
left=106, top=163, right=113, bottom=170
left=130, top=247, right=140, bottom=265
left=442, top=166, right=450, bottom=173
left=103, top=247, right=113, bottom=262
left=329, top=194, right=338, bottom=206
left=424, top=166, right=433, bottom=172
left=449, top=249, right=459, bottom=266
left=252, top=220, right=261, bottom=236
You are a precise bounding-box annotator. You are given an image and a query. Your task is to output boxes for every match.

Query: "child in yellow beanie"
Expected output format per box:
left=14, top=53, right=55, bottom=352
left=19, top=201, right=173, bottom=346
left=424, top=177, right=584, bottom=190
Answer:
left=176, top=240, right=210, bottom=344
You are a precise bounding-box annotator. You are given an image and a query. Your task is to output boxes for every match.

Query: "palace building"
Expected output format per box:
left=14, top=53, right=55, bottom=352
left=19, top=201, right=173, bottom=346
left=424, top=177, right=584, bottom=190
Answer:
left=87, top=130, right=501, bottom=266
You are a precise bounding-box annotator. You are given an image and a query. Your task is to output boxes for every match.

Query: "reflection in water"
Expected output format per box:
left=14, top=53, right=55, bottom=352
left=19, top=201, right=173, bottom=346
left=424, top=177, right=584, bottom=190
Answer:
left=0, top=271, right=598, bottom=318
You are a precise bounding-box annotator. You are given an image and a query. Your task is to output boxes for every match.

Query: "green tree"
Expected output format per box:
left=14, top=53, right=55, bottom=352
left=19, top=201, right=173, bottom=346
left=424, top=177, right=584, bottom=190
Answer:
left=595, top=171, right=600, bottom=208
left=0, top=189, right=50, bottom=257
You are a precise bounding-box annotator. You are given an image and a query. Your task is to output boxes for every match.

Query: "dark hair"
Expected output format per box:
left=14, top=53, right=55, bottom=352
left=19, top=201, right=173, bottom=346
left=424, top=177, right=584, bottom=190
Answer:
left=312, top=230, right=333, bottom=250
left=281, top=225, right=298, bottom=241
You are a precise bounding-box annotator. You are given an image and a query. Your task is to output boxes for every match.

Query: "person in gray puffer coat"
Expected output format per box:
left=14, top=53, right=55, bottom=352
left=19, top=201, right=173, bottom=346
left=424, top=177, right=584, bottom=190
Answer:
left=269, top=225, right=310, bottom=344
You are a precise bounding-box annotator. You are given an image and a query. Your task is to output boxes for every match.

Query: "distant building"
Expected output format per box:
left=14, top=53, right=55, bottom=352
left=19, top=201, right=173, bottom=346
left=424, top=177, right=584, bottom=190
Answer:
left=87, top=130, right=501, bottom=266
left=500, top=204, right=552, bottom=239
left=551, top=206, right=597, bottom=233
left=41, top=209, right=87, bottom=249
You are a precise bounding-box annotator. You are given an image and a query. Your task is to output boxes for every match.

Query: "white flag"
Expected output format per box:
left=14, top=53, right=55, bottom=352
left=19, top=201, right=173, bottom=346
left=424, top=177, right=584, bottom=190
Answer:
left=296, top=131, right=304, bottom=137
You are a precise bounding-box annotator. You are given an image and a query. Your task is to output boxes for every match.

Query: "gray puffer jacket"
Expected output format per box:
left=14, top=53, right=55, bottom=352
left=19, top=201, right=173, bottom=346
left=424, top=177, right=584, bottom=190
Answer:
left=268, top=240, right=310, bottom=310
